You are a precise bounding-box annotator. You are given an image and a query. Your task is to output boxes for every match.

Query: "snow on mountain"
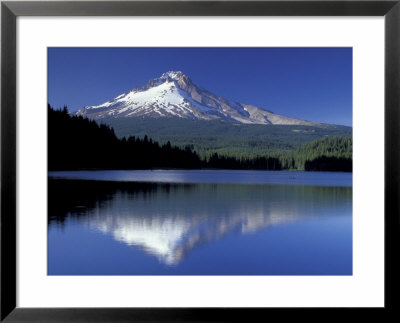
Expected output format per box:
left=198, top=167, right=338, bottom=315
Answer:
left=76, top=71, right=320, bottom=126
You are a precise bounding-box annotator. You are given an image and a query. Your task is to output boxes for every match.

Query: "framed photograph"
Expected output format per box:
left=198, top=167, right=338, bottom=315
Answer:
left=1, top=0, right=399, bottom=321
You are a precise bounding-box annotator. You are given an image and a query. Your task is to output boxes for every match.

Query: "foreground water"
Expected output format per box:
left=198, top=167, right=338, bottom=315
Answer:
left=48, top=170, right=352, bottom=275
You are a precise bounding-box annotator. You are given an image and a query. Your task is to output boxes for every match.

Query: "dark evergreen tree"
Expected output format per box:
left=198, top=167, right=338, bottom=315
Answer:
left=48, top=105, right=202, bottom=170
left=48, top=104, right=352, bottom=172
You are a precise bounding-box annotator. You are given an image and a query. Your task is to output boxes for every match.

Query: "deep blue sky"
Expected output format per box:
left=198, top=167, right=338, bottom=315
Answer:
left=48, top=48, right=352, bottom=126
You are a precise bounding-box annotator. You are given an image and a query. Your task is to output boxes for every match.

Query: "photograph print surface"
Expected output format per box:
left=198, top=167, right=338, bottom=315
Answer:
left=48, top=48, right=352, bottom=275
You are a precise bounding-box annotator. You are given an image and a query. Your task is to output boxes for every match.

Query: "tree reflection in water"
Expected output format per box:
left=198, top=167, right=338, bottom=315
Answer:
left=49, top=179, right=352, bottom=266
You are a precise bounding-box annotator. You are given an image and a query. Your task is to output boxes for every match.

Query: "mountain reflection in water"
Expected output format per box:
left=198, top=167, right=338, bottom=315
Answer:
left=49, top=179, right=352, bottom=266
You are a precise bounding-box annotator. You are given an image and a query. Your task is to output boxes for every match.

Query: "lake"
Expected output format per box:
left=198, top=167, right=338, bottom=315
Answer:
left=48, top=170, right=352, bottom=275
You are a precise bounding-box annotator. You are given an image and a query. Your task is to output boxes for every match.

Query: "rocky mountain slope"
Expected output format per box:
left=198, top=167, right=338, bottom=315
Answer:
left=76, top=71, right=321, bottom=126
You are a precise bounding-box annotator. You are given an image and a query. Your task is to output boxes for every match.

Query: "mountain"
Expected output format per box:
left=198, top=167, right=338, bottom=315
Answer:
left=76, top=71, right=321, bottom=126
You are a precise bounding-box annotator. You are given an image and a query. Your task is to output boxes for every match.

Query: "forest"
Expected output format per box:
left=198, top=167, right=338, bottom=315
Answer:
left=103, top=115, right=352, bottom=159
left=48, top=105, right=352, bottom=172
left=48, top=105, right=201, bottom=170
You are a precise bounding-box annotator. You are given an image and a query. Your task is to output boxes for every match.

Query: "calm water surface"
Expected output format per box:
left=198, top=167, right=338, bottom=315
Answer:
left=49, top=169, right=351, bottom=186
left=48, top=170, right=352, bottom=275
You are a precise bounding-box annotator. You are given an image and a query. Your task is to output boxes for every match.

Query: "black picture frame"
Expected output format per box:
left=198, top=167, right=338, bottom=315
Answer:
left=1, top=0, right=399, bottom=321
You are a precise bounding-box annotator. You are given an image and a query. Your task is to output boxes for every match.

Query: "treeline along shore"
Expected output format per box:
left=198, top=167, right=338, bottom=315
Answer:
left=48, top=105, right=352, bottom=172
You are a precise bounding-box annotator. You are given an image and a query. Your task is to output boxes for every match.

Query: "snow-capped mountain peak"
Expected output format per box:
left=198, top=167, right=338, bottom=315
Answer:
left=160, top=70, right=185, bottom=80
left=76, top=71, right=320, bottom=126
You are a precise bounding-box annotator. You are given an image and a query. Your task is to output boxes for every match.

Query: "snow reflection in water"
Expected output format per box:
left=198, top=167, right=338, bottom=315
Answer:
left=49, top=180, right=352, bottom=266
